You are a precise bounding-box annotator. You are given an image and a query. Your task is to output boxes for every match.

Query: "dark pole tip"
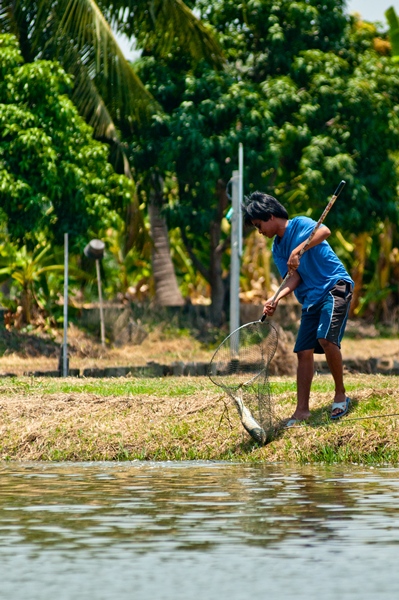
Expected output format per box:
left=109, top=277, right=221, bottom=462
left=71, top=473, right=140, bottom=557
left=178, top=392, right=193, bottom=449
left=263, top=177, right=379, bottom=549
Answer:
left=334, top=180, right=346, bottom=197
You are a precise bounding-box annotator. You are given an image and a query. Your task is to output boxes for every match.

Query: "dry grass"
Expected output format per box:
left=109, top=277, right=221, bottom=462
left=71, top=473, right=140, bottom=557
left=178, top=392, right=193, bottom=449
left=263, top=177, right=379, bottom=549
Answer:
left=0, top=323, right=214, bottom=376
left=2, top=319, right=399, bottom=377
left=0, top=377, right=238, bottom=461
left=3, top=321, right=397, bottom=377
left=1, top=320, right=399, bottom=464
left=1, top=373, right=399, bottom=464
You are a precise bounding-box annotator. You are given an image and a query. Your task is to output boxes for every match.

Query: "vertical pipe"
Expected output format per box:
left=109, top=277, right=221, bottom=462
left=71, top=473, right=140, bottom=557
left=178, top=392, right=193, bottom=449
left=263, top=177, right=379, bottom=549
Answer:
left=96, top=259, right=105, bottom=347
left=63, top=233, right=68, bottom=377
left=230, top=170, right=240, bottom=348
left=238, top=143, right=244, bottom=257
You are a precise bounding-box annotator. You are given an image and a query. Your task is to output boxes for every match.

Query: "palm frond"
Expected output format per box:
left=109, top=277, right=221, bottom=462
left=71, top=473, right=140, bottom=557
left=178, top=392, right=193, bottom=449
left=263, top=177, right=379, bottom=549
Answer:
left=149, top=0, right=224, bottom=67
left=105, top=0, right=224, bottom=67
left=57, top=0, right=159, bottom=128
left=0, top=0, right=159, bottom=132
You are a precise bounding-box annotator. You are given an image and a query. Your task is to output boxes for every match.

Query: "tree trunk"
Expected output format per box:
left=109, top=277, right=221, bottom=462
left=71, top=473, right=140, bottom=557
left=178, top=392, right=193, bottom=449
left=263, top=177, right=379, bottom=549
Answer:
left=177, top=179, right=229, bottom=325
left=148, top=195, right=185, bottom=307
left=20, top=285, right=31, bottom=324
left=208, top=180, right=229, bottom=325
left=209, top=221, right=226, bottom=325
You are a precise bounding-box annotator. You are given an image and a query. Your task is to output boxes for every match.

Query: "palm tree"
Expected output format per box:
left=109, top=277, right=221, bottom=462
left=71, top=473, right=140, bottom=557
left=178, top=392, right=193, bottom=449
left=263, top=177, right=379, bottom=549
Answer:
left=0, top=0, right=223, bottom=307
left=0, top=245, right=65, bottom=324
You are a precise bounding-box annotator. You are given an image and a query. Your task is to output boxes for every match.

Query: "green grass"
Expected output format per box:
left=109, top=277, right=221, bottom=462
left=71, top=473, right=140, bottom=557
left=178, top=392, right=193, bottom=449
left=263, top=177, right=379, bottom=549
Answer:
left=0, top=376, right=205, bottom=397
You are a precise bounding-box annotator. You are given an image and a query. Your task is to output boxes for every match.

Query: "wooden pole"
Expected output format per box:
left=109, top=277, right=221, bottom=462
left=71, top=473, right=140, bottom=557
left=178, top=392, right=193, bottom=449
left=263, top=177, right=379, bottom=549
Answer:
left=96, top=259, right=105, bottom=347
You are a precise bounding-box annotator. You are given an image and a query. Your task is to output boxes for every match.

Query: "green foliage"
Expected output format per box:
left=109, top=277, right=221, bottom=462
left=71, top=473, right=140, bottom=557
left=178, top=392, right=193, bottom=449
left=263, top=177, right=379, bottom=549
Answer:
left=132, top=0, right=399, bottom=299
left=0, top=0, right=223, bottom=142
left=0, top=243, right=65, bottom=322
left=0, top=34, right=133, bottom=250
left=195, top=0, right=348, bottom=79
left=2, top=2, right=399, bottom=321
left=132, top=56, right=275, bottom=272
left=0, top=0, right=224, bottom=277
left=386, top=6, right=399, bottom=61
left=269, top=48, right=399, bottom=233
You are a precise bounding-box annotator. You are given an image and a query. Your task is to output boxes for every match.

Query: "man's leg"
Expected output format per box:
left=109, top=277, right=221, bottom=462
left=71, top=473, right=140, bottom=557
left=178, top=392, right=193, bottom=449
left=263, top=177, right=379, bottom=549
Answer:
left=318, top=338, right=346, bottom=417
left=292, top=349, right=314, bottom=420
left=316, top=281, right=352, bottom=418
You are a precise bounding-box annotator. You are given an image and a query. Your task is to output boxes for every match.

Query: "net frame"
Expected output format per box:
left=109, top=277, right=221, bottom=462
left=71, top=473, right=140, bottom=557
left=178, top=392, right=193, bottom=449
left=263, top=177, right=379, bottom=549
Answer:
left=209, top=319, right=278, bottom=442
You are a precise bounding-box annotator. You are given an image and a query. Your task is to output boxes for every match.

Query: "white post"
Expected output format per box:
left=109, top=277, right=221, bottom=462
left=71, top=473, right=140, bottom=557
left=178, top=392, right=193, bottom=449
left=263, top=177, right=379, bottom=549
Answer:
left=238, top=143, right=244, bottom=258
left=63, top=233, right=68, bottom=377
left=230, top=169, right=240, bottom=340
left=96, top=259, right=105, bottom=347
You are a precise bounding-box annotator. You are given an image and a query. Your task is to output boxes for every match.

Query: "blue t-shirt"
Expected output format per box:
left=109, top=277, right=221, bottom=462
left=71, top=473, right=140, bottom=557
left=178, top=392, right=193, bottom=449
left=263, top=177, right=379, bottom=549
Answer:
left=272, top=216, right=353, bottom=308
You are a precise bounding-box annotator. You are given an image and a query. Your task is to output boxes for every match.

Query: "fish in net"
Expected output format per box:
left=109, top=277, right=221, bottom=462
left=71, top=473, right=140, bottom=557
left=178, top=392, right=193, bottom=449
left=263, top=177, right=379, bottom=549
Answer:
left=208, top=319, right=278, bottom=444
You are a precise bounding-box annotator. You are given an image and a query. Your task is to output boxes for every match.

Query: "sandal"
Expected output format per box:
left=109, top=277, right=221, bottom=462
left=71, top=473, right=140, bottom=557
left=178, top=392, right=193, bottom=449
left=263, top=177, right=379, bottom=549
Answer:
left=331, top=397, right=350, bottom=420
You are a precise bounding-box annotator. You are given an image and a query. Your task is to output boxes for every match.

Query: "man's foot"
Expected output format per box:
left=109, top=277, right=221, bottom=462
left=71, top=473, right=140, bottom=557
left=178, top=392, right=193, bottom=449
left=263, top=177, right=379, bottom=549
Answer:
left=331, top=397, right=350, bottom=420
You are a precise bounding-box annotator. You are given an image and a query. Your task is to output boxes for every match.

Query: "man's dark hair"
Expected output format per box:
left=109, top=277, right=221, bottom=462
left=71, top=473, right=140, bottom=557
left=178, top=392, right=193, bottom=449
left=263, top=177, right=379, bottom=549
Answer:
left=242, top=191, right=289, bottom=226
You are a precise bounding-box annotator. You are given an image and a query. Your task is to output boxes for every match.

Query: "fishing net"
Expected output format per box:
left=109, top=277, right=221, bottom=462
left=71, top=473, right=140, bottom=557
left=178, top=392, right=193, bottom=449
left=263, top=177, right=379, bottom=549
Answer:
left=208, top=319, right=278, bottom=444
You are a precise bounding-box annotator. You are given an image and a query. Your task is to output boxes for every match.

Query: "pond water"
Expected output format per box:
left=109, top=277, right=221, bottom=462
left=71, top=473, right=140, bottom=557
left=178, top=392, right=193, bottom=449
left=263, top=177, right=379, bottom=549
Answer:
left=1, top=461, right=399, bottom=599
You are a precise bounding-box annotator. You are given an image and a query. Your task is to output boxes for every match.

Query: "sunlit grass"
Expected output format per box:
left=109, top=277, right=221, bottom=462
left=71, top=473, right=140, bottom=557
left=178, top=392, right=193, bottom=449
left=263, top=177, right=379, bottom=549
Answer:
left=1, top=373, right=399, bottom=465
left=0, top=376, right=207, bottom=397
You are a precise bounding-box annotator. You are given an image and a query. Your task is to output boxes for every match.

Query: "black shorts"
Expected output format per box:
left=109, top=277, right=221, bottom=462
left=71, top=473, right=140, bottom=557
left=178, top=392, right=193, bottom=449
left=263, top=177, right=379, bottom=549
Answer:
left=294, top=280, right=353, bottom=354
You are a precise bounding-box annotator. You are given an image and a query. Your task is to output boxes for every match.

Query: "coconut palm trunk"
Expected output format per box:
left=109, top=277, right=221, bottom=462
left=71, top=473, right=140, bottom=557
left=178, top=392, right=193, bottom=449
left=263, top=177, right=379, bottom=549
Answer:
left=148, top=192, right=184, bottom=307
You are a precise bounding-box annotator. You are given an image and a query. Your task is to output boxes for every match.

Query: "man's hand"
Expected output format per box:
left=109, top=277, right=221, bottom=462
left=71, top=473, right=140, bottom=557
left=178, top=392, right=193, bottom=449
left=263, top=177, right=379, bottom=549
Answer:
left=287, top=225, right=331, bottom=273
left=287, top=250, right=300, bottom=273
left=262, top=270, right=302, bottom=318
left=263, top=297, right=278, bottom=317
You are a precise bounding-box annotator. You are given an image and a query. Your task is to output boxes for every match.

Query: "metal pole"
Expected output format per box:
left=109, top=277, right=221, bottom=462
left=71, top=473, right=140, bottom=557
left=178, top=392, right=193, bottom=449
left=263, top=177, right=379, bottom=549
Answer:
left=96, top=259, right=105, bottom=347
left=230, top=170, right=240, bottom=341
left=63, top=233, right=68, bottom=377
left=238, top=143, right=244, bottom=257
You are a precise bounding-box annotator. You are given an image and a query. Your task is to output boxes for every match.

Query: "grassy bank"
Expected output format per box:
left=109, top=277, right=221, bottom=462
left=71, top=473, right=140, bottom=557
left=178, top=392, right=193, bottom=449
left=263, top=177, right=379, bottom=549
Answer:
left=1, top=373, right=398, bottom=465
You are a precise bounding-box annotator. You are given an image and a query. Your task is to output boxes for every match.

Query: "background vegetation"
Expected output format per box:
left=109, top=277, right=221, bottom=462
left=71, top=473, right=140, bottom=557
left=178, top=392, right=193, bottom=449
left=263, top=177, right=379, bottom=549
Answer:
left=1, top=1, right=399, bottom=336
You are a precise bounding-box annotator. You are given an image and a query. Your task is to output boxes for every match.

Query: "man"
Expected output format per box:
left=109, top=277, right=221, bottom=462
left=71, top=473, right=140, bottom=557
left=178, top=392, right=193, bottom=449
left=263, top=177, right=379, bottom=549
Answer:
left=242, top=191, right=353, bottom=427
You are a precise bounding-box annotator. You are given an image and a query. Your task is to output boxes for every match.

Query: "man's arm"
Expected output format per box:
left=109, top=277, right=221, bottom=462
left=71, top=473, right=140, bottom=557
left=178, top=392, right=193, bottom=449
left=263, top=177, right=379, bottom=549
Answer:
left=287, top=225, right=330, bottom=272
left=263, top=270, right=301, bottom=317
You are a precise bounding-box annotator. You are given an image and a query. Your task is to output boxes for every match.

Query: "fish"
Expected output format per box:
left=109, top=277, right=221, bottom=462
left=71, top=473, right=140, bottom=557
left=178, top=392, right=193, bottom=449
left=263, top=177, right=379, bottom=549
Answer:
left=233, top=392, right=267, bottom=445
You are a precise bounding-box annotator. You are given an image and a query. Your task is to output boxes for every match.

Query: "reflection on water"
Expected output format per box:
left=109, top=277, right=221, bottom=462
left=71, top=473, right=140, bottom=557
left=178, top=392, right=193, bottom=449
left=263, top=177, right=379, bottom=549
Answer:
left=1, top=461, right=399, bottom=599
